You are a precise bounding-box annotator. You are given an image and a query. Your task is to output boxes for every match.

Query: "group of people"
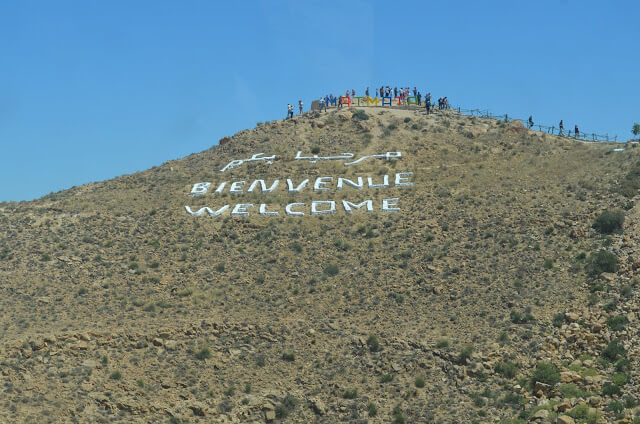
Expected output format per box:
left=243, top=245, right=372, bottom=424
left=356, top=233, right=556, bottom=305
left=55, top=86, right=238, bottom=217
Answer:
left=286, top=100, right=304, bottom=119
left=312, top=85, right=450, bottom=115
left=527, top=116, right=580, bottom=137
left=289, top=89, right=583, bottom=139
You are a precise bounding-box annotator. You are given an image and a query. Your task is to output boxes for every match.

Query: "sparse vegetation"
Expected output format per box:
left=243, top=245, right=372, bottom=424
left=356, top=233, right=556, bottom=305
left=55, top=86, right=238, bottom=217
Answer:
left=586, top=250, right=618, bottom=276
left=366, top=335, right=381, bottom=352
left=351, top=109, right=369, bottom=121
left=275, top=394, right=298, bottom=419
left=494, top=361, right=519, bottom=379
left=592, top=209, right=624, bottom=234
left=531, top=362, right=560, bottom=385
left=281, top=352, right=295, bottom=362
left=195, top=346, right=212, bottom=360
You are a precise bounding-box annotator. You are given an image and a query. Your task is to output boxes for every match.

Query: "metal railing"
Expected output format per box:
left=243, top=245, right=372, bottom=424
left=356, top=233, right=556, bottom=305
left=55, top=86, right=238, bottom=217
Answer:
left=316, top=97, right=619, bottom=143
left=453, top=107, right=617, bottom=142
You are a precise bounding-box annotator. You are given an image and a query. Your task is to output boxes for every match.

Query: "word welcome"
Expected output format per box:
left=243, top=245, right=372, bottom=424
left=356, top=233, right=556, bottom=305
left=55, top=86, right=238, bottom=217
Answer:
left=189, top=173, right=414, bottom=196
left=185, top=198, right=401, bottom=217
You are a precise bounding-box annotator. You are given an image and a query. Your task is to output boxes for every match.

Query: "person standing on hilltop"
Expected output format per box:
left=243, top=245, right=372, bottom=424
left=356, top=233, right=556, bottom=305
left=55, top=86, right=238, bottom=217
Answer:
left=351, top=89, right=355, bottom=97
left=425, top=94, right=431, bottom=114
left=574, top=125, right=579, bottom=138
left=287, top=104, right=293, bottom=119
left=528, top=115, right=534, bottom=128
left=298, top=100, right=303, bottom=114
left=559, top=120, right=564, bottom=135
left=417, top=91, right=422, bottom=106
left=394, top=87, right=398, bottom=98
left=366, top=87, right=370, bottom=97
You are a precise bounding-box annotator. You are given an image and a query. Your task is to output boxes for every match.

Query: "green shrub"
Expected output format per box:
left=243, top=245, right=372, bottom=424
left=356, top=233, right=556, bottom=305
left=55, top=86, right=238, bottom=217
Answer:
left=618, top=162, right=640, bottom=198
left=602, top=384, right=621, bottom=395
left=567, top=403, right=589, bottom=419
left=606, top=401, right=623, bottom=414
left=615, top=358, right=631, bottom=373
left=624, top=396, right=638, bottom=408
left=195, top=346, right=212, bottom=360
left=612, top=373, right=628, bottom=386
left=531, top=362, right=560, bottom=385
left=380, top=373, right=393, bottom=383
left=552, top=313, right=566, bottom=328
left=323, top=264, right=339, bottom=276
left=352, top=109, right=369, bottom=121
left=281, top=352, right=295, bottom=362
left=367, top=402, right=378, bottom=417
left=392, top=405, right=405, bottom=424
left=558, top=383, right=587, bottom=398
left=543, top=258, right=554, bottom=269
left=510, top=309, right=535, bottom=324
left=607, top=315, right=629, bottom=331
left=602, top=339, right=626, bottom=362
left=215, top=263, right=225, bottom=272
left=458, top=344, right=474, bottom=364
left=109, top=370, right=122, bottom=380
left=366, top=335, right=381, bottom=352
left=415, top=376, right=425, bottom=388
left=501, top=391, right=521, bottom=405
left=342, top=388, right=358, bottom=399
left=471, top=393, right=486, bottom=407
left=495, top=361, right=519, bottom=379
left=275, top=394, right=298, bottom=419
left=436, top=339, right=449, bottom=348
left=593, top=209, right=625, bottom=234
left=586, top=250, right=618, bottom=276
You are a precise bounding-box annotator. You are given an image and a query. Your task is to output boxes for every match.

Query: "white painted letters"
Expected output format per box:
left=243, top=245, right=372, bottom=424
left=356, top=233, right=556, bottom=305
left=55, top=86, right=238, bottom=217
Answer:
left=311, top=200, right=336, bottom=215
left=287, top=179, right=309, bottom=192
left=382, top=198, right=400, bottom=212
left=190, top=182, right=211, bottom=196
left=229, top=181, right=246, bottom=194
left=285, top=203, right=305, bottom=216
left=313, top=177, right=333, bottom=191
left=231, top=203, right=253, bottom=216
left=342, top=200, right=373, bottom=214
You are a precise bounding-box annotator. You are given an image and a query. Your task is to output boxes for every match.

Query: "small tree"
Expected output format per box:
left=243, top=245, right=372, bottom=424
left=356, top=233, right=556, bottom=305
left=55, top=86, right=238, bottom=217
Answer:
left=632, top=122, right=640, bottom=138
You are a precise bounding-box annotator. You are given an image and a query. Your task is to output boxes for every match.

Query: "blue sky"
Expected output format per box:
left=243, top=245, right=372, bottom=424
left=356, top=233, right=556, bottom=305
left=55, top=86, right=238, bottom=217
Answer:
left=1, top=0, right=638, bottom=201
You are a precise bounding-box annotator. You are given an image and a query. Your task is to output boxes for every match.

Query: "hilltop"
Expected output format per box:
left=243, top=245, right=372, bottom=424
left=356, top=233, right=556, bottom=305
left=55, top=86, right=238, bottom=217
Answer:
left=1, top=106, right=640, bottom=423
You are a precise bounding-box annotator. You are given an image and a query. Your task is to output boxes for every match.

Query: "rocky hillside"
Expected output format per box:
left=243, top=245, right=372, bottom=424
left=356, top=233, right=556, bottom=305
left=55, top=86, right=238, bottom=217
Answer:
left=1, top=106, right=639, bottom=423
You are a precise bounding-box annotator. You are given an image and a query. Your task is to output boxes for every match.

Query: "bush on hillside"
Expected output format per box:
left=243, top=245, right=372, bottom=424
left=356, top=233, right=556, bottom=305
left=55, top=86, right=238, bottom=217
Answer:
left=592, top=209, right=625, bottom=234
left=586, top=250, right=618, bottom=276
left=531, top=362, right=560, bottom=385
left=618, top=160, right=640, bottom=198
left=352, top=109, right=369, bottom=121
left=602, top=339, right=626, bottom=362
